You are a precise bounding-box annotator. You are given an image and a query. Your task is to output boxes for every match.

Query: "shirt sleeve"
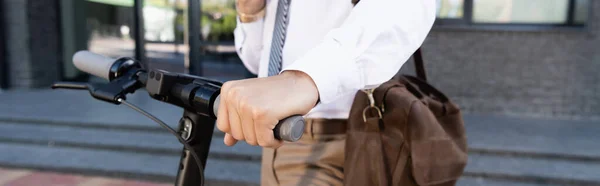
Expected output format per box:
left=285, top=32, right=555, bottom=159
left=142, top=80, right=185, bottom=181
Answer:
left=282, top=0, right=437, bottom=103
left=234, top=17, right=265, bottom=75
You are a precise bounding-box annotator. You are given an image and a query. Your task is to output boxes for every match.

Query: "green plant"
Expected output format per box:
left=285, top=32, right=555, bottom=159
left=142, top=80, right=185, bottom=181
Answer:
left=201, top=0, right=236, bottom=41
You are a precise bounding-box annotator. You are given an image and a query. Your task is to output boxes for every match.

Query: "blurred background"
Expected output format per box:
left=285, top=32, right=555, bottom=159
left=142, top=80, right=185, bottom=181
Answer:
left=0, top=0, right=598, bottom=185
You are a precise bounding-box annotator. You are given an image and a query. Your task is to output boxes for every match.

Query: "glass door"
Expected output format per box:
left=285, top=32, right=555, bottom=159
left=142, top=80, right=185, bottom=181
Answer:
left=60, top=0, right=137, bottom=82
left=60, top=0, right=252, bottom=83
left=195, top=0, right=255, bottom=81
left=142, top=0, right=187, bottom=73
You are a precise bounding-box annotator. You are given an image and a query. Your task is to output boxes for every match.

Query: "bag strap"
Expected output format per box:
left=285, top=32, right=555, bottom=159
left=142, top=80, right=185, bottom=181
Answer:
left=402, top=75, right=449, bottom=103
left=413, top=48, right=427, bottom=81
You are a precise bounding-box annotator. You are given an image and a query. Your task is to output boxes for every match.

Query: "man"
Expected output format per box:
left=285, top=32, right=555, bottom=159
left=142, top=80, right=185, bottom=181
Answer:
left=216, top=0, right=436, bottom=185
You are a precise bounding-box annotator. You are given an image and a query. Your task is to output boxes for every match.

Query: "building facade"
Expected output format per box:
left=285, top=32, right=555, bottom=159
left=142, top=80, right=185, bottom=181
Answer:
left=409, top=0, right=600, bottom=120
left=1, top=0, right=598, bottom=120
left=1, top=0, right=62, bottom=89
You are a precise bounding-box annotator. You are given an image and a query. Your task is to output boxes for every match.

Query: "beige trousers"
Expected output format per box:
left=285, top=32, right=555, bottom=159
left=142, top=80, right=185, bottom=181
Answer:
left=261, top=119, right=347, bottom=186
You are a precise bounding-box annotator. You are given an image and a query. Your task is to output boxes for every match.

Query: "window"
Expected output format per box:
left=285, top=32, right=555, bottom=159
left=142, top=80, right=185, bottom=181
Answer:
left=201, top=0, right=236, bottom=43
left=435, top=0, right=591, bottom=29
left=574, top=0, right=590, bottom=24
left=60, top=0, right=137, bottom=81
left=437, top=0, right=465, bottom=19
left=197, top=0, right=254, bottom=81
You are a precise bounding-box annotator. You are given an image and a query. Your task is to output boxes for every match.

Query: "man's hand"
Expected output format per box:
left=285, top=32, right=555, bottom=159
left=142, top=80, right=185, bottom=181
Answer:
left=236, top=0, right=266, bottom=15
left=216, top=70, right=318, bottom=148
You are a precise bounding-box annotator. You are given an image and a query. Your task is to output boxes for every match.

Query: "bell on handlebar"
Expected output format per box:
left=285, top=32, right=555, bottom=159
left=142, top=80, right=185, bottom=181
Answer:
left=108, top=57, right=142, bottom=81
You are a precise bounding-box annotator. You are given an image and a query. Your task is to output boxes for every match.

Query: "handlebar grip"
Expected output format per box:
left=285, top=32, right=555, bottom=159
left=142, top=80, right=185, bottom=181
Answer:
left=73, top=50, right=116, bottom=80
left=213, top=96, right=305, bottom=142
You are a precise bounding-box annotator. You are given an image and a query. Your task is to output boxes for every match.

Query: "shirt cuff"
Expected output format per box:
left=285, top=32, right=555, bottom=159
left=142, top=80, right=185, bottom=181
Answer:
left=282, top=38, right=362, bottom=104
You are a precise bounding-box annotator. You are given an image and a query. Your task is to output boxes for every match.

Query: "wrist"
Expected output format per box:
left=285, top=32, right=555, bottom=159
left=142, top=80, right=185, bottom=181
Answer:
left=238, top=8, right=265, bottom=23
left=282, top=70, right=320, bottom=106
left=236, top=3, right=266, bottom=23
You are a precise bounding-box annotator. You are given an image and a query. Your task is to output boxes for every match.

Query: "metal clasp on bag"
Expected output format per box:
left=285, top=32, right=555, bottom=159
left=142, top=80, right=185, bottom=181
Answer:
left=361, top=89, right=382, bottom=122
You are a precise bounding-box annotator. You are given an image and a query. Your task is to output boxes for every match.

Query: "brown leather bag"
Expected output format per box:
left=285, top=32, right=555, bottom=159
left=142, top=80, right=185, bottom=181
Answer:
left=344, top=49, right=468, bottom=186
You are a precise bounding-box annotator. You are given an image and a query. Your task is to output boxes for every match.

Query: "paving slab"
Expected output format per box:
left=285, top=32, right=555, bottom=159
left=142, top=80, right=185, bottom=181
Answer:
left=457, top=177, right=560, bottom=186
left=0, top=143, right=261, bottom=184
left=3, top=119, right=599, bottom=185
left=0, top=89, right=183, bottom=129
left=0, top=121, right=262, bottom=158
left=465, top=114, right=600, bottom=158
left=0, top=167, right=171, bottom=186
left=466, top=153, right=600, bottom=184
left=2, top=89, right=599, bottom=159
left=2, top=89, right=600, bottom=185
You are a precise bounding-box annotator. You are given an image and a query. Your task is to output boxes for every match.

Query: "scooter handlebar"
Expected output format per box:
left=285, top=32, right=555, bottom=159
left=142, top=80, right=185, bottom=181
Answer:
left=212, top=96, right=305, bottom=142
left=71, top=50, right=304, bottom=142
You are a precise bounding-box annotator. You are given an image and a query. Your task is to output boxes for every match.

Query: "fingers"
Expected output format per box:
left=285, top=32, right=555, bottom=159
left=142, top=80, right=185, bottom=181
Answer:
left=215, top=80, right=284, bottom=148
left=240, top=101, right=258, bottom=146
left=255, top=118, right=282, bottom=148
left=217, top=82, right=240, bottom=147
left=216, top=83, right=231, bottom=134
left=227, top=96, right=245, bottom=141
left=224, top=133, right=238, bottom=146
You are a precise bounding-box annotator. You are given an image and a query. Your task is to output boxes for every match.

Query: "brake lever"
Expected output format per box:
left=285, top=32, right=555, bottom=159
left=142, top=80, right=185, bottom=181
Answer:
left=51, top=82, right=89, bottom=90
left=52, top=81, right=127, bottom=105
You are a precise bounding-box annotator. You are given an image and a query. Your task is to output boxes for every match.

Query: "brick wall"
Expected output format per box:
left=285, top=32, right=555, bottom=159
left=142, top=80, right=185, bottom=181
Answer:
left=2, top=0, right=61, bottom=89
left=400, top=1, right=600, bottom=120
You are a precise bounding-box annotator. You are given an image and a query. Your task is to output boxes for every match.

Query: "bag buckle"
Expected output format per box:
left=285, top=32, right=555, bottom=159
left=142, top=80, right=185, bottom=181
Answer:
left=361, top=89, right=382, bottom=122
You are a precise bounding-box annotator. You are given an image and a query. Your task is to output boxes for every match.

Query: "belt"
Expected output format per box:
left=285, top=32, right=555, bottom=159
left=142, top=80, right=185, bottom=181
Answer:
left=304, top=118, right=347, bottom=135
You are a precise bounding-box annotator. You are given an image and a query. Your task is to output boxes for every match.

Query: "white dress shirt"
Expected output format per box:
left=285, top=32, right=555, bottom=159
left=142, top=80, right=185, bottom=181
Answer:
left=234, top=0, right=436, bottom=119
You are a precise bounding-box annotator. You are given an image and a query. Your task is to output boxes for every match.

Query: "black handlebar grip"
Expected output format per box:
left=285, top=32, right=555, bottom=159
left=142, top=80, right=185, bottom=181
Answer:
left=271, top=115, right=305, bottom=142
left=213, top=96, right=305, bottom=142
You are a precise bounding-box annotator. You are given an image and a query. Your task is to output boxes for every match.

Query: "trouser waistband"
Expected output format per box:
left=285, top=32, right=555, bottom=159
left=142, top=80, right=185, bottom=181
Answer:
left=304, top=118, right=347, bottom=135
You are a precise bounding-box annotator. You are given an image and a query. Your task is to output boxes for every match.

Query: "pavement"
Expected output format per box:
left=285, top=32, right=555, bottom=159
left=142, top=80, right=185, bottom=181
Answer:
left=0, top=167, right=169, bottom=186
left=0, top=88, right=599, bottom=186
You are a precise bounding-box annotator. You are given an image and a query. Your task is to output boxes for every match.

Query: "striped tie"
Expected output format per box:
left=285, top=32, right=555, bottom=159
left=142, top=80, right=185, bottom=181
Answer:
left=267, top=0, right=291, bottom=76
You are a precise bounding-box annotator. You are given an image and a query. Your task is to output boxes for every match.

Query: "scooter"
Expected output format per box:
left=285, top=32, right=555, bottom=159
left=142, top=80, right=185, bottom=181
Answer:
left=52, top=51, right=305, bottom=186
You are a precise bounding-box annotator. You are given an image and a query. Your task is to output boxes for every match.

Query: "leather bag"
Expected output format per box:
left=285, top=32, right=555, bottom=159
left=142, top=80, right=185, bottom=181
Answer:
left=344, top=49, right=468, bottom=186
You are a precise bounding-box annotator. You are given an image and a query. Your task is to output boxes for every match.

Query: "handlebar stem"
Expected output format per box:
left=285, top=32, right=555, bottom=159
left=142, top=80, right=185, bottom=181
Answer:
left=145, top=69, right=221, bottom=118
left=175, top=110, right=216, bottom=186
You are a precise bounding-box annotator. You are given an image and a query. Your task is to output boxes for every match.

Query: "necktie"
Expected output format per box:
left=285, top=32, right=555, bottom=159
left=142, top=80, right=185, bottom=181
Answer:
left=267, top=0, right=291, bottom=76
